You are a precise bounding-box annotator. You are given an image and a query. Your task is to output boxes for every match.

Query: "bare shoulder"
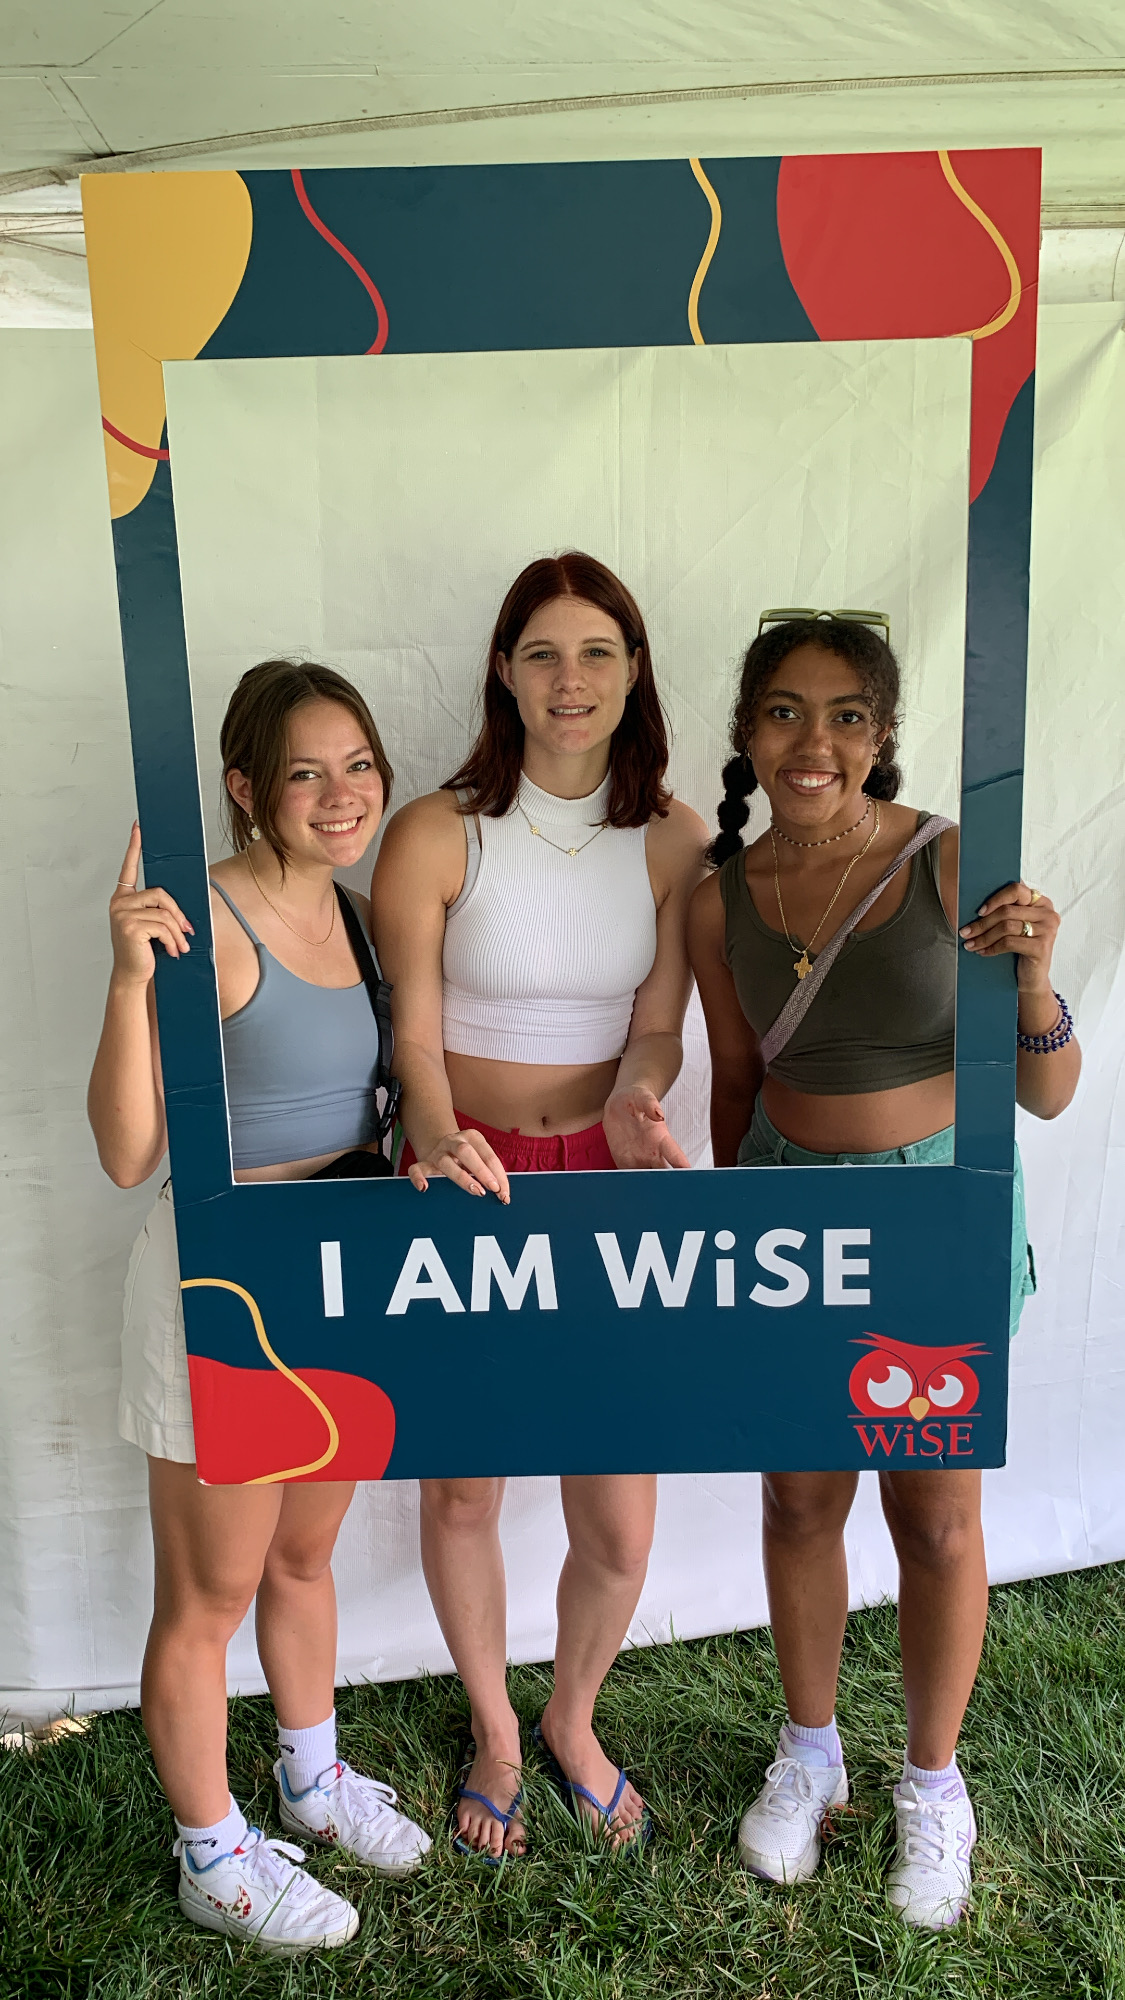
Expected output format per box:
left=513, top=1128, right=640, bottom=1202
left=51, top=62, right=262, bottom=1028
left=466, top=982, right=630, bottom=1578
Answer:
left=372, top=788, right=468, bottom=906
left=687, top=868, right=726, bottom=958
left=647, top=797, right=710, bottom=865
left=377, top=789, right=466, bottom=859
left=207, top=860, right=252, bottom=936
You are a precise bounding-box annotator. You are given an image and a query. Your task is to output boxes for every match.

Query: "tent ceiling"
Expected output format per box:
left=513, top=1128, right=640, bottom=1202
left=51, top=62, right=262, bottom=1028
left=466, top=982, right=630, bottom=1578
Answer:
left=2, top=3, right=1125, bottom=215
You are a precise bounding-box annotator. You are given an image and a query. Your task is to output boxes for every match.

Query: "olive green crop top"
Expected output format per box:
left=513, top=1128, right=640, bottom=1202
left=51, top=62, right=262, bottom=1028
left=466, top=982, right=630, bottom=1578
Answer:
left=719, top=815, right=956, bottom=1095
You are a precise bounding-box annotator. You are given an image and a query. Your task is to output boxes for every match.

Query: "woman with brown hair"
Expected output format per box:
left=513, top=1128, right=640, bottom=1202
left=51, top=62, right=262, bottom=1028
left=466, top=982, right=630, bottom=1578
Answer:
left=88, top=660, right=430, bottom=1954
left=372, top=552, right=707, bottom=1859
left=688, top=612, right=1079, bottom=1928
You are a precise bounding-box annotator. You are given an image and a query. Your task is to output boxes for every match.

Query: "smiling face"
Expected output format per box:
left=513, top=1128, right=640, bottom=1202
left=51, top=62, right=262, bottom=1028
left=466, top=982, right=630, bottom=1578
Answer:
left=746, top=644, right=887, bottom=832
left=226, top=696, right=385, bottom=872
left=496, top=595, right=640, bottom=769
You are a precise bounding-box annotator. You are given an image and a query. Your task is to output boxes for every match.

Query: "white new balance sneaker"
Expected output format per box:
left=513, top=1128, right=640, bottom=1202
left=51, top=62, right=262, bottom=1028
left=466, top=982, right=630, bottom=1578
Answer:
left=886, top=1778, right=977, bottom=1929
left=737, top=1735, right=849, bottom=1884
left=175, top=1824, right=359, bottom=1953
left=275, top=1759, right=432, bottom=1878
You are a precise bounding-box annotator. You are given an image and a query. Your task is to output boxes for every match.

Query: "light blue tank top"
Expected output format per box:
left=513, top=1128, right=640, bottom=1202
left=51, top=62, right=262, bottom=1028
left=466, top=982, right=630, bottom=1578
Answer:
left=212, top=880, right=381, bottom=1171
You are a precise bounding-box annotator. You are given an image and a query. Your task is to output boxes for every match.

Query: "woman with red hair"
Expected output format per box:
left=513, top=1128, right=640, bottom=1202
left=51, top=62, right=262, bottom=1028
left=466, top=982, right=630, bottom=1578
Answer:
left=373, top=552, right=707, bottom=1860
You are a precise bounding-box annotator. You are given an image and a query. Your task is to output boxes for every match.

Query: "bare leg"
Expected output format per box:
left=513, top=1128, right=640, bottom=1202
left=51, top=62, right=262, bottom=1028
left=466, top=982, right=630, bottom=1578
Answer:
left=418, top=1476, right=523, bottom=1858
left=539, top=1474, right=657, bottom=1846
left=254, top=1481, right=356, bottom=1732
left=879, top=1469, right=987, bottom=1770
left=760, top=1472, right=859, bottom=1728
left=142, top=1458, right=283, bottom=1827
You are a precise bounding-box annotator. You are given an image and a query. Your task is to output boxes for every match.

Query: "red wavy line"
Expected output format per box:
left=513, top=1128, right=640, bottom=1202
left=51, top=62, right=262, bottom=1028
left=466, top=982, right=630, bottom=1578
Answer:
left=290, top=168, right=389, bottom=355
left=102, top=417, right=170, bottom=461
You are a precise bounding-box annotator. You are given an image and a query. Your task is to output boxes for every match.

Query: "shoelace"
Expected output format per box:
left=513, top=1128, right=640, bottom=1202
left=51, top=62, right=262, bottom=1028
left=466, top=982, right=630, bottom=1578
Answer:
left=898, top=1791, right=959, bottom=1868
left=760, top=1757, right=818, bottom=1820
left=174, top=1827, right=313, bottom=1900
left=332, top=1764, right=402, bottom=1827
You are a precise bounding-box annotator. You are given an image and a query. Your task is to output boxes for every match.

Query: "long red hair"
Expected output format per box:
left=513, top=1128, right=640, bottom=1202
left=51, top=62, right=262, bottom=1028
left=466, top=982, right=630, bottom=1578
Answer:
left=444, top=552, right=671, bottom=827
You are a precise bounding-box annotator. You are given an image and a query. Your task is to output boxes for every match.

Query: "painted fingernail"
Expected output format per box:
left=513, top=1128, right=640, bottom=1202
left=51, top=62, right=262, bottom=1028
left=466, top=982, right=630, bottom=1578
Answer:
left=959, top=926, right=972, bottom=937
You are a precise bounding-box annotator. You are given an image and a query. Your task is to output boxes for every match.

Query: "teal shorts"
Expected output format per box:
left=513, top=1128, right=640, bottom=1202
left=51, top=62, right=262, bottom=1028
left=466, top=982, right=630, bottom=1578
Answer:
left=737, top=1096, right=1036, bottom=1340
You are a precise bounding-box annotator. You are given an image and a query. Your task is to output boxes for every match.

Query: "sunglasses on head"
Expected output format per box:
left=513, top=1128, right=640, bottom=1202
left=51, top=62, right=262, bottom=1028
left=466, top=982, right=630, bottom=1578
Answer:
left=757, top=608, right=891, bottom=646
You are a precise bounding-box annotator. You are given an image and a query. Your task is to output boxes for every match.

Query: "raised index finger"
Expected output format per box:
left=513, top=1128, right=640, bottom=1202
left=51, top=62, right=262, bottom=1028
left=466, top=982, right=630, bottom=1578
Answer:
left=117, top=822, right=142, bottom=891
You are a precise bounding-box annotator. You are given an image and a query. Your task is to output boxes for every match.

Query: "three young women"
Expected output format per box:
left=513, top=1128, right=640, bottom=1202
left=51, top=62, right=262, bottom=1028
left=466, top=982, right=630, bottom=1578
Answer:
left=88, top=660, right=430, bottom=1953
left=372, top=552, right=708, bottom=1858
left=688, top=613, right=1078, bottom=1928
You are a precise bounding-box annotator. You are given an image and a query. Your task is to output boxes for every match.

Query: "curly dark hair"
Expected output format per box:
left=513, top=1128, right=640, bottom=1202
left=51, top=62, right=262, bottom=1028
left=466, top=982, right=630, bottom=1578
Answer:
left=705, top=617, right=903, bottom=867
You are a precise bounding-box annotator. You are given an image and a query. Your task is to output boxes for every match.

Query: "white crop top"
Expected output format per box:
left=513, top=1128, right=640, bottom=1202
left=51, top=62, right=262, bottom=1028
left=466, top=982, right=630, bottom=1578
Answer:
left=442, top=773, right=658, bottom=1066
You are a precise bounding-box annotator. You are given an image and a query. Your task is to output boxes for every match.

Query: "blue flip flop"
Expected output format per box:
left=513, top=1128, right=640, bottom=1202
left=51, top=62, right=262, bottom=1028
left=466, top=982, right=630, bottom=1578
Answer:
left=451, top=1747, right=526, bottom=1866
left=533, top=1721, right=653, bottom=1850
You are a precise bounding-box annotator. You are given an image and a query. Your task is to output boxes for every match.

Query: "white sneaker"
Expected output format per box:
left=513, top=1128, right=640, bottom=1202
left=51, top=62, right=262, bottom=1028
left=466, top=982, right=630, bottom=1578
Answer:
left=175, top=1824, right=359, bottom=1953
left=886, top=1778, right=977, bottom=1929
left=737, top=1735, right=849, bottom=1884
left=275, top=1759, right=432, bottom=1878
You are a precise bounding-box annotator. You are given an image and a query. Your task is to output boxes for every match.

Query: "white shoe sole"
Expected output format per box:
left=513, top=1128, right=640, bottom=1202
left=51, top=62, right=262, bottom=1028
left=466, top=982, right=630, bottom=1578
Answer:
left=178, top=1885, right=359, bottom=1954
left=737, top=1768, right=850, bottom=1884
left=276, top=1798, right=428, bottom=1879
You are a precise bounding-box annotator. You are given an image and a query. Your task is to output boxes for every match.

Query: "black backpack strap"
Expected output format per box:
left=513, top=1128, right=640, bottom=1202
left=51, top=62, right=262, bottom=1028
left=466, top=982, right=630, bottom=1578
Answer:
left=334, top=886, right=402, bottom=1142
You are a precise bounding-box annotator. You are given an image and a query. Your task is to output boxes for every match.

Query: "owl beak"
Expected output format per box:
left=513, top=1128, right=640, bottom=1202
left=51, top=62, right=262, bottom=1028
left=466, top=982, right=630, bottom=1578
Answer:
left=908, top=1396, right=930, bottom=1420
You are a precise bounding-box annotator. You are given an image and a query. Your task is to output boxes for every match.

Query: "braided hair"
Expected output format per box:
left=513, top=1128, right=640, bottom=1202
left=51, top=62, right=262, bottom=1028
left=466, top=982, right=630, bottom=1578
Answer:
left=705, top=617, right=903, bottom=867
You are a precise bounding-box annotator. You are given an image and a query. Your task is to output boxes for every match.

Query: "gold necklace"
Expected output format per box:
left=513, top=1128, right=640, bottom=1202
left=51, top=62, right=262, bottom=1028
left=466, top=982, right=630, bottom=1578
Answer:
left=773, top=799, right=872, bottom=848
left=245, top=849, right=336, bottom=947
left=516, top=800, right=607, bottom=859
left=771, top=801, right=880, bottom=980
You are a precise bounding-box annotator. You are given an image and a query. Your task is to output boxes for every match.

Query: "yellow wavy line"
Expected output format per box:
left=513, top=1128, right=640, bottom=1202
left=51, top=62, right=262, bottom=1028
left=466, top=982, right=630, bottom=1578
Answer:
left=937, top=149, right=1023, bottom=341
left=688, top=158, right=722, bottom=346
left=181, top=1277, right=340, bottom=1484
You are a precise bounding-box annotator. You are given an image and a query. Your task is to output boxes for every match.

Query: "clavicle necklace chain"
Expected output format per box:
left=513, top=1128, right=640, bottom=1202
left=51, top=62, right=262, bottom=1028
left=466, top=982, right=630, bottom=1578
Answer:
left=772, top=798, right=872, bottom=848
left=516, top=798, right=607, bottom=859
left=246, top=847, right=336, bottom=947
left=771, top=801, right=880, bottom=980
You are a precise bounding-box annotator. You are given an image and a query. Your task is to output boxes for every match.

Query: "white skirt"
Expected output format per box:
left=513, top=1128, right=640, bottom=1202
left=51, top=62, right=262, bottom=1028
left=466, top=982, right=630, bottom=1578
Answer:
left=118, top=1181, right=196, bottom=1464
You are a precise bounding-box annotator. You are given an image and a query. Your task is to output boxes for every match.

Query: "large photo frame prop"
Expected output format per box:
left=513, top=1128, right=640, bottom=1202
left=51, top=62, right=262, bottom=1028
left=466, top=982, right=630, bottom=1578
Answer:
left=83, top=149, right=1041, bottom=1484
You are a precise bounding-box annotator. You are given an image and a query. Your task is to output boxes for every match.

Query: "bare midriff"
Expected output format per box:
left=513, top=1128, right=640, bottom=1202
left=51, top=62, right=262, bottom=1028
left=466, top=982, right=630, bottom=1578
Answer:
left=761, top=1069, right=956, bottom=1154
left=445, top=1051, right=620, bottom=1136
left=235, top=1148, right=363, bottom=1182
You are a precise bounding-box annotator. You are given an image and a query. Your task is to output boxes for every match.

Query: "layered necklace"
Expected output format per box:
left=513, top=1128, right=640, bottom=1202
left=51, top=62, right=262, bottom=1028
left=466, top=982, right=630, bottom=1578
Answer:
left=246, top=848, right=336, bottom=947
left=770, top=801, right=880, bottom=980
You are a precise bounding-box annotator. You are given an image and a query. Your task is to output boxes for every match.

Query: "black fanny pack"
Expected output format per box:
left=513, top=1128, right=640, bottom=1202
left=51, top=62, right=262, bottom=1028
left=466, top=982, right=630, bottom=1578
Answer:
left=310, top=887, right=401, bottom=1181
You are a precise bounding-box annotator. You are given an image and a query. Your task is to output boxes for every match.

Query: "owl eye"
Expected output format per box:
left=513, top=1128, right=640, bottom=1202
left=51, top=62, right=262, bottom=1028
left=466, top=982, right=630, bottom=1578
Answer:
left=927, top=1372, right=968, bottom=1408
left=864, top=1364, right=915, bottom=1409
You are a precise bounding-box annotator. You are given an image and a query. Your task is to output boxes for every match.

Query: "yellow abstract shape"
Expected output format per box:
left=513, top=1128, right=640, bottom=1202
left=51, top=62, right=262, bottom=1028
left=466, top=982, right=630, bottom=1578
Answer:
left=937, top=151, right=1022, bottom=342
left=688, top=158, right=722, bottom=346
left=181, top=1276, right=340, bottom=1484
left=82, top=173, right=253, bottom=517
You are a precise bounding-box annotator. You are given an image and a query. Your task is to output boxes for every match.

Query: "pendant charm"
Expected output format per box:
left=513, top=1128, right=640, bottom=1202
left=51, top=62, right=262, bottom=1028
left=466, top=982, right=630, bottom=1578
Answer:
left=530, top=824, right=540, bottom=835
left=794, top=953, right=812, bottom=979
left=568, top=847, right=577, bottom=856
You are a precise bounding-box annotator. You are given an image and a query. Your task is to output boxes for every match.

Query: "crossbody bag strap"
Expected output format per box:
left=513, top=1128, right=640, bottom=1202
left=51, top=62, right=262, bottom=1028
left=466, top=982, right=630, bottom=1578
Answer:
left=334, top=885, right=402, bottom=1141
left=758, top=815, right=955, bottom=1069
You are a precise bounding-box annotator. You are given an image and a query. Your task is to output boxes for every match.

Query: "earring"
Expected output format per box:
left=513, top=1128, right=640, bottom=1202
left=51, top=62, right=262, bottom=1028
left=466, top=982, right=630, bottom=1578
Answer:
left=249, top=818, right=261, bottom=841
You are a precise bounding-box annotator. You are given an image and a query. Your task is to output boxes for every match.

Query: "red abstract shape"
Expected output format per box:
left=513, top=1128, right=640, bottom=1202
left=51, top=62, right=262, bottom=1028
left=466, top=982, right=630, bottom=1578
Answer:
left=101, top=416, right=170, bottom=462
left=849, top=1333, right=985, bottom=1420
left=776, top=149, right=1040, bottom=498
left=290, top=169, right=389, bottom=355
left=187, top=1355, right=396, bottom=1485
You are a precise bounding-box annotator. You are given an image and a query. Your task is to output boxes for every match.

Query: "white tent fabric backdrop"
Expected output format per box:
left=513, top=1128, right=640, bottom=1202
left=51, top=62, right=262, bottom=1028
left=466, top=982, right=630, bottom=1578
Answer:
left=1, top=307, right=1122, bottom=1725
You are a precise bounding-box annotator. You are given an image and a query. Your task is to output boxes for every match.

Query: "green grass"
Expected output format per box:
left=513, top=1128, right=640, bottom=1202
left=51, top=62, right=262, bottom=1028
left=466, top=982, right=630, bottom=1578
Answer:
left=3, top=1565, right=1123, bottom=2000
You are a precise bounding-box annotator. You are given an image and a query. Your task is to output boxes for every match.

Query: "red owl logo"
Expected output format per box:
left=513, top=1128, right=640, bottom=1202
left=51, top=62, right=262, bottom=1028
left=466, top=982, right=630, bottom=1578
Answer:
left=849, top=1334, right=985, bottom=1421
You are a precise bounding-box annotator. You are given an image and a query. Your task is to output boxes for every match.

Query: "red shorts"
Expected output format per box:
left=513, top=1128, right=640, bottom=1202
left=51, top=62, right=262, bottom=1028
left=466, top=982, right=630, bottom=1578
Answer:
left=398, top=1110, right=617, bottom=1175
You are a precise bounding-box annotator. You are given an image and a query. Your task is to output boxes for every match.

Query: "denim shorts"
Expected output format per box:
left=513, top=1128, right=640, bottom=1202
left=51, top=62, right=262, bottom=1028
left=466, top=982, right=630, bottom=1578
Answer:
left=737, top=1096, right=1035, bottom=1339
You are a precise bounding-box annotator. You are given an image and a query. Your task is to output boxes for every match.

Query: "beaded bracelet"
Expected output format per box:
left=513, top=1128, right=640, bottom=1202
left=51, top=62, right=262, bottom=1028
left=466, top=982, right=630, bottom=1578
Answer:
left=1016, top=991, right=1074, bottom=1054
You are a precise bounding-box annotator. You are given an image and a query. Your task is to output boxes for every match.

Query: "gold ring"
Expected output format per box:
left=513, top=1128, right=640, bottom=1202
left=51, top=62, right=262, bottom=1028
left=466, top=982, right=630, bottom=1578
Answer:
left=1028, top=887, right=1042, bottom=903
left=1022, top=920, right=1033, bottom=937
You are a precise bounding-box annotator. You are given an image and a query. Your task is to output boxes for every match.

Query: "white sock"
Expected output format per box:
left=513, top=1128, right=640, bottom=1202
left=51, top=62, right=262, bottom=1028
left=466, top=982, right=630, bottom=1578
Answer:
left=278, top=1711, right=338, bottom=1795
left=782, top=1715, right=843, bottom=1768
left=903, top=1752, right=967, bottom=1799
left=175, top=1795, right=249, bottom=1867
